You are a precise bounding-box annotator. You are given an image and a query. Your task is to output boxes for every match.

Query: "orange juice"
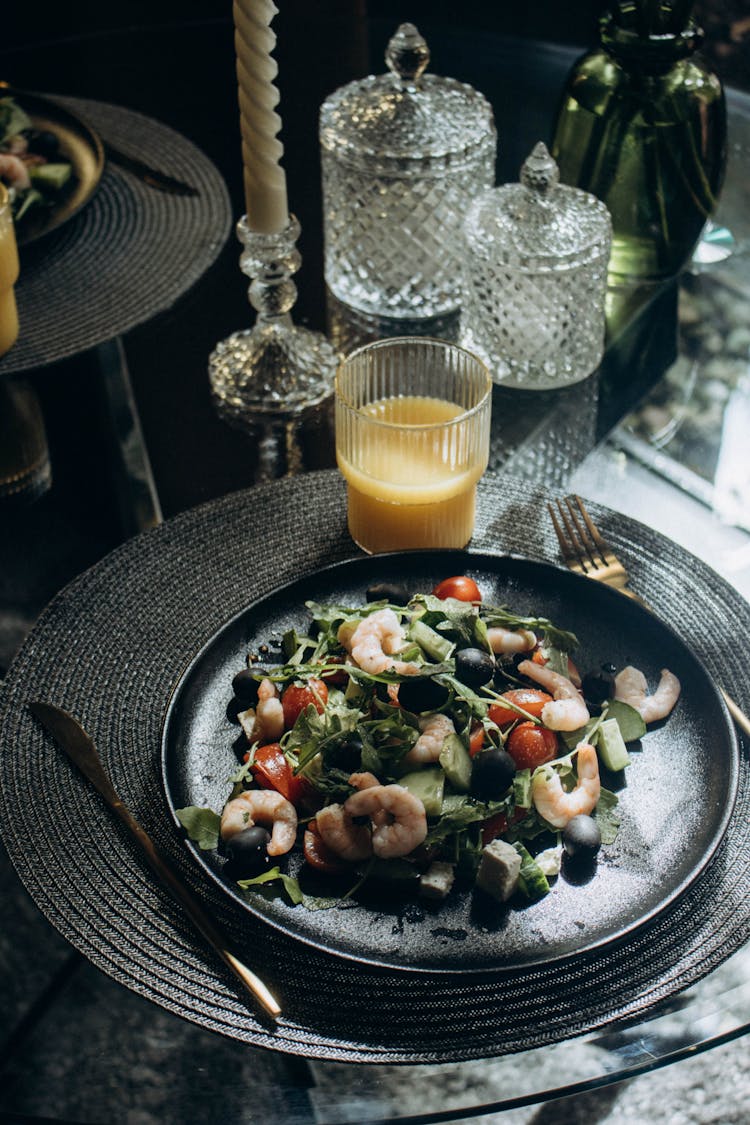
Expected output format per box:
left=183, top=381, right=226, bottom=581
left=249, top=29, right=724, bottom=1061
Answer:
left=337, top=395, right=487, bottom=552
left=0, top=187, right=19, bottom=355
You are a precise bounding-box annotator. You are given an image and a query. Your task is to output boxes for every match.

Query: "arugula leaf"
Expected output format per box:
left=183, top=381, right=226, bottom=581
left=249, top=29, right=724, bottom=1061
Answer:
left=425, top=793, right=511, bottom=844
left=0, top=98, right=32, bottom=144
left=175, top=806, right=221, bottom=851
left=437, top=674, right=488, bottom=719
left=483, top=605, right=578, bottom=653
left=286, top=697, right=364, bottom=773
left=237, top=866, right=304, bottom=905
left=593, top=787, right=620, bottom=844
left=411, top=594, right=479, bottom=647
left=345, top=661, right=454, bottom=686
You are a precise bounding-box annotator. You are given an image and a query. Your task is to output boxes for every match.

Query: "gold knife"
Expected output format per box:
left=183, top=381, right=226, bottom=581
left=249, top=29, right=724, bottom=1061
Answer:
left=103, top=142, right=200, bottom=197
left=28, top=700, right=281, bottom=1018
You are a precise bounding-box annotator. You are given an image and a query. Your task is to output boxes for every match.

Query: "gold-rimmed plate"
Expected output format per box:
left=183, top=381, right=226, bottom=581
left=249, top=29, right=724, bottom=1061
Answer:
left=0, top=85, right=104, bottom=246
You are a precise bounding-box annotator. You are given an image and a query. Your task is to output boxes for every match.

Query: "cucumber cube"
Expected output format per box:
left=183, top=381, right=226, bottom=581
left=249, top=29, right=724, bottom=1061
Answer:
left=438, top=733, right=473, bottom=793
left=597, top=718, right=631, bottom=772
left=398, top=767, right=445, bottom=817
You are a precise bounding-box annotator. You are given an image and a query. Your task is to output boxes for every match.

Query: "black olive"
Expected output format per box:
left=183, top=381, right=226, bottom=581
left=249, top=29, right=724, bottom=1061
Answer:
left=231, top=667, right=265, bottom=703
left=470, top=747, right=517, bottom=800
left=455, top=647, right=495, bottom=691
left=365, top=581, right=411, bottom=604
left=225, top=826, right=271, bottom=875
left=562, top=814, right=601, bottom=860
left=581, top=667, right=615, bottom=707
left=226, top=697, right=245, bottom=724
left=323, top=733, right=364, bottom=773
left=397, top=676, right=450, bottom=714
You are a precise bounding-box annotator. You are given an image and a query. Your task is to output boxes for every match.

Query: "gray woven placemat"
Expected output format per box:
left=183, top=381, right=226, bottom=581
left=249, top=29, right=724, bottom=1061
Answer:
left=0, top=470, right=748, bottom=1064
left=0, top=97, right=232, bottom=375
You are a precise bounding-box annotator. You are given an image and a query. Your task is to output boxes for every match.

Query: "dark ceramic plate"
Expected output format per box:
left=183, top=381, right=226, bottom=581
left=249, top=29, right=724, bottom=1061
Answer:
left=161, top=551, right=739, bottom=973
left=1, top=86, right=104, bottom=245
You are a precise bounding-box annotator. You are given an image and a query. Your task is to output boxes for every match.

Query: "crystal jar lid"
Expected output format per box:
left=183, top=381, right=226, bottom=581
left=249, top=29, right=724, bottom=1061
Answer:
left=464, top=143, right=612, bottom=270
left=319, top=23, right=496, bottom=174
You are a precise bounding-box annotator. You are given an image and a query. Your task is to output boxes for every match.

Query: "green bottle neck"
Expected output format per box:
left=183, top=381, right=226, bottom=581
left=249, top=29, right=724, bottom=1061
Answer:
left=600, top=13, right=703, bottom=74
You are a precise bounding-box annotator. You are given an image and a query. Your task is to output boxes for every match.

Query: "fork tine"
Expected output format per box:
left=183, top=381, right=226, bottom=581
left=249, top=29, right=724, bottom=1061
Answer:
left=573, top=495, right=619, bottom=566
left=547, top=501, right=578, bottom=564
left=563, top=496, right=606, bottom=570
left=548, top=499, right=594, bottom=575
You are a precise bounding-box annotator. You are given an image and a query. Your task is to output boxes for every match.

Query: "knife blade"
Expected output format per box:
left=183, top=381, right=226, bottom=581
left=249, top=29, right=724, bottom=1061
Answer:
left=28, top=701, right=281, bottom=1018
left=103, top=142, right=200, bottom=197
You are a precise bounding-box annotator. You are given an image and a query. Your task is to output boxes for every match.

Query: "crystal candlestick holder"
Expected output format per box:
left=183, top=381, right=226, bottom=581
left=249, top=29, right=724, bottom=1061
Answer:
left=209, top=214, right=338, bottom=480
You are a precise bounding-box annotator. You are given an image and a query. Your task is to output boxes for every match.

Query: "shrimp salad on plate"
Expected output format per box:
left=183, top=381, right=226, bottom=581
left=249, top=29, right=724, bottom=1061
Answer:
left=177, top=575, right=680, bottom=911
left=0, top=97, right=73, bottom=223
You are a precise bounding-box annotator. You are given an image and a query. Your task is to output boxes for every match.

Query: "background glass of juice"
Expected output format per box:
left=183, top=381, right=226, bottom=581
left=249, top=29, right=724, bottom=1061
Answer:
left=0, top=184, right=20, bottom=356
left=335, top=336, right=492, bottom=553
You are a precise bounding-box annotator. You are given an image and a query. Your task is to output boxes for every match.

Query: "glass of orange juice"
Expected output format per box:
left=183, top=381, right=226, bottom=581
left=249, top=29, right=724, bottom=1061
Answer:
left=0, top=185, right=20, bottom=356
left=335, top=337, right=492, bottom=553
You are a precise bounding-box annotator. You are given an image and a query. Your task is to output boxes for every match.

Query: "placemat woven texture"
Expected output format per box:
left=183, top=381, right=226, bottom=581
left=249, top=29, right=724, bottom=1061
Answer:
left=1, top=471, right=748, bottom=1064
left=0, top=96, right=232, bottom=375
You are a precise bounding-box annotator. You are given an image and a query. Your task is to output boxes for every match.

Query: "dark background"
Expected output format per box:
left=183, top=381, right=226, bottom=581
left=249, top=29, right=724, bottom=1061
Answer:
left=0, top=0, right=747, bottom=645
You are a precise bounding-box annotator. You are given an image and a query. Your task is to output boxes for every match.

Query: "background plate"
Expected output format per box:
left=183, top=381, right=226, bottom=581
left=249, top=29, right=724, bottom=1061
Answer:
left=162, top=551, right=738, bottom=973
left=1, top=86, right=104, bottom=245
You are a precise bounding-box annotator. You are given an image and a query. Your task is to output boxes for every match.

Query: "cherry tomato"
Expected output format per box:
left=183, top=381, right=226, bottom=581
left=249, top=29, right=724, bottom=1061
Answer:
left=489, top=689, right=552, bottom=728
left=320, top=656, right=349, bottom=688
left=252, top=743, right=312, bottom=806
left=506, top=722, right=558, bottom=770
left=303, top=819, right=348, bottom=873
left=281, top=678, right=328, bottom=728
left=431, top=575, right=481, bottom=602
left=480, top=807, right=526, bottom=846
left=469, top=721, right=486, bottom=757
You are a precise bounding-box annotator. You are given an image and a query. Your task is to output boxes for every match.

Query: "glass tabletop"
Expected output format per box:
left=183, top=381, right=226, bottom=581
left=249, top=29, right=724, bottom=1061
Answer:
left=1, top=6, right=749, bottom=1123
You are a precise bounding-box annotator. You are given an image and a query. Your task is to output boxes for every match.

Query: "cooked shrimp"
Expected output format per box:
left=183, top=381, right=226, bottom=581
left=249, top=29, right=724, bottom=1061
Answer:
left=614, top=665, right=681, bottom=723
left=220, top=789, right=298, bottom=855
left=0, top=153, right=31, bottom=192
left=344, top=784, right=427, bottom=859
left=404, top=712, right=455, bottom=765
left=316, top=802, right=373, bottom=861
left=255, top=677, right=284, bottom=740
left=517, top=659, right=590, bottom=731
left=348, top=771, right=381, bottom=790
left=237, top=678, right=284, bottom=744
left=532, top=742, right=601, bottom=828
left=487, top=627, right=537, bottom=655
left=341, top=608, right=420, bottom=676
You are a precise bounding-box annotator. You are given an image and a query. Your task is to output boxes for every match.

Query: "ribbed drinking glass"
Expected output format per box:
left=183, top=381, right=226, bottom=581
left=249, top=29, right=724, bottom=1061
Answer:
left=335, top=337, right=492, bottom=553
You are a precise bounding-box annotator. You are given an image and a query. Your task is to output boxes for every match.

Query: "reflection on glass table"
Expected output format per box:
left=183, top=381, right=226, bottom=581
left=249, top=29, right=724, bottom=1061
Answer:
left=611, top=87, right=750, bottom=536
left=309, top=943, right=750, bottom=1122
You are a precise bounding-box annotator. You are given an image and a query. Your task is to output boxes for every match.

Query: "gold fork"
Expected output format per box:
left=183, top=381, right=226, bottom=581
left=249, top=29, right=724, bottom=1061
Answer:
left=548, top=494, right=750, bottom=739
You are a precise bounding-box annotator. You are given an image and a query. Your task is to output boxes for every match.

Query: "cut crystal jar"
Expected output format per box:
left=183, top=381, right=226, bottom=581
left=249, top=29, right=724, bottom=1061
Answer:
left=319, top=23, right=496, bottom=319
left=461, top=143, right=612, bottom=390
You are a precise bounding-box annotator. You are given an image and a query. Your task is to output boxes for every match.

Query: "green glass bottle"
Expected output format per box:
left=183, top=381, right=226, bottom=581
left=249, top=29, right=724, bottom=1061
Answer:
left=551, top=0, right=726, bottom=285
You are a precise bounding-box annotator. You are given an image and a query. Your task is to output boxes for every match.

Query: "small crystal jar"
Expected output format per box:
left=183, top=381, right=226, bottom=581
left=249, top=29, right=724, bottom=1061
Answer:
left=319, top=23, right=496, bottom=319
left=461, top=143, right=612, bottom=389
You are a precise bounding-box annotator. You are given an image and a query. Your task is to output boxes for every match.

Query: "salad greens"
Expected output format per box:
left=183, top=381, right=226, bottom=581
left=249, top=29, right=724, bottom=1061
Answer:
left=177, top=581, right=652, bottom=915
left=1, top=96, right=73, bottom=224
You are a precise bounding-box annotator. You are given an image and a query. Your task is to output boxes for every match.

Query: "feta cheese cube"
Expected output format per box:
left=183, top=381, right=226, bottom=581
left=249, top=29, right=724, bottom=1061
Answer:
left=476, top=839, right=522, bottom=903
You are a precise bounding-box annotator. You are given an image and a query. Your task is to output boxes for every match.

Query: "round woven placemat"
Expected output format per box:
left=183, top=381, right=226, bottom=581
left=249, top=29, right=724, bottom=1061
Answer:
left=1, top=470, right=748, bottom=1064
left=0, top=96, right=232, bottom=375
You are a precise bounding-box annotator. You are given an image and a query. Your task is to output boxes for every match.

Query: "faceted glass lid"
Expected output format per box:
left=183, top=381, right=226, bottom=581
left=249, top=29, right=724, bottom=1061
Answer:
left=319, top=23, right=495, bottom=161
left=464, top=143, right=612, bottom=264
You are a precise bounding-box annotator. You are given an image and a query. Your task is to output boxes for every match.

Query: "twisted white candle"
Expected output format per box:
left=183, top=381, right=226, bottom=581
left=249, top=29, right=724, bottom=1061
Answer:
left=233, top=0, right=289, bottom=234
